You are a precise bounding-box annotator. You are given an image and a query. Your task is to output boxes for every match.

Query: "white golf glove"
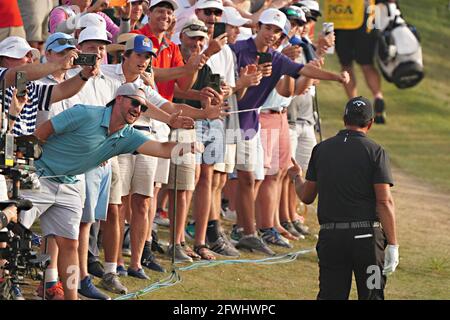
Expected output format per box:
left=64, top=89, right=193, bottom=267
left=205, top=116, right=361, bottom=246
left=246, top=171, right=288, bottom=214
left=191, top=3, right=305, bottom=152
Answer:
left=383, top=244, right=399, bottom=276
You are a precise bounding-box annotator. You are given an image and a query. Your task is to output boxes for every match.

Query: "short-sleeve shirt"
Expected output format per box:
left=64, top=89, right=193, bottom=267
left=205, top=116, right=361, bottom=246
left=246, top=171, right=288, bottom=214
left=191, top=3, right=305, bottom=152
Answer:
left=36, top=105, right=150, bottom=184
left=0, top=67, right=54, bottom=136
left=230, top=37, right=304, bottom=138
left=132, top=25, right=185, bottom=101
left=173, top=63, right=213, bottom=109
left=306, top=129, right=394, bottom=224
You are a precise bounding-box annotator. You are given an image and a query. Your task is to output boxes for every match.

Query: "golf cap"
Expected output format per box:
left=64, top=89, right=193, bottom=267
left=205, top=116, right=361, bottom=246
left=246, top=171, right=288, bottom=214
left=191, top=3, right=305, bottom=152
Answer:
left=0, top=36, right=40, bottom=60
left=108, top=82, right=147, bottom=107
left=45, top=32, right=77, bottom=53
left=78, top=13, right=113, bottom=38
left=259, top=8, right=287, bottom=31
left=296, top=0, right=321, bottom=18
left=106, top=33, right=137, bottom=53
left=124, top=35, right=157, bottom=56
left=344, top=96, right=373, bottom=122
left=283, top=20, right=291, bottom=36
left=280, top=6, right=307, bottom=24
left=195, top=0, right=224, bottom=11
left=78, top=26, right=111, bottom=44
left=150, top=0, right=178, bottom=10
left=222, top=6, right=251, bottom=27
left=181, top=19, right=209, bottom=38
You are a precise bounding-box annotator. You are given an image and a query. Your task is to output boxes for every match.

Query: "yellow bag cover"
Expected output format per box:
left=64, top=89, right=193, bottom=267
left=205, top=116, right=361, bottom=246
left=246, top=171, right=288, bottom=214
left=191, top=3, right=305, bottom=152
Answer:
left=323, top=0, right=374, bottom=30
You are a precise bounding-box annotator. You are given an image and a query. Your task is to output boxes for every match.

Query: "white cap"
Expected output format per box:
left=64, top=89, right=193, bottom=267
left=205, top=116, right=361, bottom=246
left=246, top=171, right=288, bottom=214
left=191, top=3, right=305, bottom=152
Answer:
left=149, top=0, right=178, bottom=10
left=77, top=13, right=112, bottom=38
left=297, top=1, right=320, bottom=14
left=78, top=26, right=112, bottom=44
left=259, top=8, right=287, bottom=30
left=195, top=0, right=224, bottom=11
left=222, top=6, right=251, bottom=27
left=0, top=36, right=40, bottom=60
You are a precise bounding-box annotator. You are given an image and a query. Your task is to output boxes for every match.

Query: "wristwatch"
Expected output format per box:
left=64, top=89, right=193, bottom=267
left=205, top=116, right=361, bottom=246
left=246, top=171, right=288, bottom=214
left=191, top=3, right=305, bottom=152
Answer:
left=8, top=113, right=18, bottom=121
left=78, top=72, right=89, bottom=81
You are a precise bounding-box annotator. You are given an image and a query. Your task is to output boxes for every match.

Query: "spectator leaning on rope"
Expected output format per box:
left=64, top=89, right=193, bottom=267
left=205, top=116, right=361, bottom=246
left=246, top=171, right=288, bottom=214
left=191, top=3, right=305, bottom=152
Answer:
left=288, top=96, right=399, bottom=300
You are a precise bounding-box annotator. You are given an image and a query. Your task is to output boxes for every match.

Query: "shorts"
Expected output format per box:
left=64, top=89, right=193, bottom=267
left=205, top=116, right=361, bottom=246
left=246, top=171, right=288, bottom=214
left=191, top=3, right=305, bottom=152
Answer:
left=167, top=128, right=196, bottom=190
left=235, top=134, right=257, bottom=172
left=109, top=157, right=122, bottom=205
left=18, top=0, right=52, bottom=42
left=118, top=152, right=157, bottom=198
left=82, top=163, right=112, bottom=223
left=0, top=26, right=26, bottom=42
left=335, top=27, right=377, bottom=66
left=214, top=144, right=236, bottom=173
left=195, top=119, right=225, bottom=165
left=259, top=112, right=292, bottom=175
left=20, top=178, right=83, bottom=240
left=290, top=122, right=317, bottom=173
left=254, top=130, right=265, bottom=181
left=154, top=157, right=170, bottom=185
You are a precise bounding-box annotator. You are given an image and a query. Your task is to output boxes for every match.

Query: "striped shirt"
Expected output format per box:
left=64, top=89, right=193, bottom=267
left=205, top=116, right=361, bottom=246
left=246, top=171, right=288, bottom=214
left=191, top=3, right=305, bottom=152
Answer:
left=0, top=67, right=54, bottom=137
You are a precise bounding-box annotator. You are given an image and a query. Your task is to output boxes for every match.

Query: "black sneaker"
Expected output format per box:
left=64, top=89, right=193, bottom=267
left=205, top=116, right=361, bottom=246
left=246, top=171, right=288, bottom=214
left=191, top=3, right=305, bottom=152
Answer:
left=236, top=235, right=275, bottom=256
left=208, top=235, right=240, bottom=257
left=292, top=220, right=310, bottom=236
left=142, top=253, right=166, bottom=273
left=280, top=221, right=303, bottom=238
left=374, top=98, right=386, bottom=124
left=88, top=260, right=105, bottom=278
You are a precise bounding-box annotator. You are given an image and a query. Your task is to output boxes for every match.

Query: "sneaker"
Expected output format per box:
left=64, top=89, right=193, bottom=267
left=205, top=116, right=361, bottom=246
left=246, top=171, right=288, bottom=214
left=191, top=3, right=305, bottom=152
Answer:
left=374, top=98, right=386, bottom=124
left=185, top=221, right=195, bottom=240
left=100, top=273, right=128, bottom=294
left=230, top=225, right=244, bottom=245
left=292, top=219, right=310, bottom=236
left=10, top=283, right=25, bottom=300
left=122, top=248, right=132, bottom=257
left=236, top=235, right=275, bottom=256
left=78, top=276, right=111, bottom=300
left=261, top=228, right=293, bottom=249
left=222, top=208, right=237, bottom=222
left=167, top=244, right=193, bottom=263
left=142, top=253, right=166, bottom=273
left=36, top=281, right=64, bottom=300
left=154, top=209, right=170, bottom=227
left=127, top=267, right=150, bottom=280
left=208, top=235, right=240, bottom=257
left=88, top=260, right=105, bottom=278
left=281, top=221, right=303, bottom=238
left=116, top=265, right=128, bottom=277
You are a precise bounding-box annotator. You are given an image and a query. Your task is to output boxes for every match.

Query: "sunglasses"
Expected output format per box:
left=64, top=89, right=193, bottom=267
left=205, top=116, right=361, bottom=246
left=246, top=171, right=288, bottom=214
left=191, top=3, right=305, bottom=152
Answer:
left=124, top=96, right=147, bottom=112
left=182, top=24, right=208, bottom=34
left=47, top=37, right=77, bottom=49
left=203, top=8, right=223, bottom=16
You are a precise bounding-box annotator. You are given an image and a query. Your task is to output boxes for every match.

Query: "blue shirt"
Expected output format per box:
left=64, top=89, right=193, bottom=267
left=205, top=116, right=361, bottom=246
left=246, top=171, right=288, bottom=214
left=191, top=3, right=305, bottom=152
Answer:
left=36, top=104, right=150, bottom=184
left=230, top=38, right=304, bottom=138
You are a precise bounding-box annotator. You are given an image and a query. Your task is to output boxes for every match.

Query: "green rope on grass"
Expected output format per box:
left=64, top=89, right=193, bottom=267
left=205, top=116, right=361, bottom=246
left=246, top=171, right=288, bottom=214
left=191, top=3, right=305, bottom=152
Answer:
left=114, top=248, right=314, bottom=300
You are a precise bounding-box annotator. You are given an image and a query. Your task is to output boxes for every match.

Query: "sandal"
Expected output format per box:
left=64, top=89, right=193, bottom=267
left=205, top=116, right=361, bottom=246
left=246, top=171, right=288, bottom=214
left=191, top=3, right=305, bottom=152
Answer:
left=194, top=244, right=216, bottom=261
left=181, top=242, right=201, bottom=261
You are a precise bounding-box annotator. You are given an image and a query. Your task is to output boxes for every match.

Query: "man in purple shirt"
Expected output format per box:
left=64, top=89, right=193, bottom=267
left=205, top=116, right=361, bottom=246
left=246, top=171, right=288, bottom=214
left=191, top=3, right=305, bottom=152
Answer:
left=230, top=8, right=349, bottom=254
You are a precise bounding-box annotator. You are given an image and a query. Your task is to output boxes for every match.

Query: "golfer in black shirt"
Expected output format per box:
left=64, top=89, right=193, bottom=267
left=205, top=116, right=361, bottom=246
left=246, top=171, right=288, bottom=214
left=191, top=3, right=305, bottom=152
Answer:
left=288, top=96, right=399, bottom=300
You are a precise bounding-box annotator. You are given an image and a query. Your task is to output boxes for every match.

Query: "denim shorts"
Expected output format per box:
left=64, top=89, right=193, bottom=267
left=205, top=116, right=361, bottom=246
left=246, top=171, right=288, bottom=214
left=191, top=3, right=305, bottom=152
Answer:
left=195, top=118, right=225, bottom=165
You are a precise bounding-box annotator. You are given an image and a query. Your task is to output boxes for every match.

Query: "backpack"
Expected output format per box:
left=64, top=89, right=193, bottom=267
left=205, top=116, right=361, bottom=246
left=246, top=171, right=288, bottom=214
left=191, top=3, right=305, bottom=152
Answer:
left=375, top=3, right=424, bottom=89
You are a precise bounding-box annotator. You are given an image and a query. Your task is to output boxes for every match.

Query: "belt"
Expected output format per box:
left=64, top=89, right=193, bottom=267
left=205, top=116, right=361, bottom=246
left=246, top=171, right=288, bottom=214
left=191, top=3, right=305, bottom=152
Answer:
left=134, top=125, right=156, bottom=134
left=320, top=221, right=381, bottom=230
left=261, top=107, right=288, bottom=114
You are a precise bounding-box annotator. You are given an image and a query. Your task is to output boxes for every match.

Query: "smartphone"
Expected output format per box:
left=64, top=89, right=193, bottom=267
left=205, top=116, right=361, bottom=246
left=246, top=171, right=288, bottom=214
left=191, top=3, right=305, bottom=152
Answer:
left=208, top=74, right=222, bottom=93
left=213, top=22, right=226, bottom=39
left=257, top=52, right=272, bottom=64
left=15, top=71, right=27, bottom=97
left=73, top=53, right=97, bottom=66
left=322, top=22, right=335, bottom=54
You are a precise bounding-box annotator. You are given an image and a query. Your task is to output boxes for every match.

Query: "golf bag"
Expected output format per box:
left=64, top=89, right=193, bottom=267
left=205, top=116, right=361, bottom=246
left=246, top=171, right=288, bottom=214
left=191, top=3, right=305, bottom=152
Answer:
left=375, top=3, right=424, bottom=89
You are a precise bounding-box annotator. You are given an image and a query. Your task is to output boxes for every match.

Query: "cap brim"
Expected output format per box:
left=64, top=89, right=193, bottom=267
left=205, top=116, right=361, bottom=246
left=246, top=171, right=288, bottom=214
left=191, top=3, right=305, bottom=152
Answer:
left=79, top=38, right=112, bottom=44
left=183, top=30, right=208, bottom=38
left=49, top=44, right=76, bottom=53
left=0, top=47, right=40, bottom=60
left=226, top=17, right=252, bottom=27
left=106, top=43, right=125, bottom=53
left=134, top=48, right=157, bottom=57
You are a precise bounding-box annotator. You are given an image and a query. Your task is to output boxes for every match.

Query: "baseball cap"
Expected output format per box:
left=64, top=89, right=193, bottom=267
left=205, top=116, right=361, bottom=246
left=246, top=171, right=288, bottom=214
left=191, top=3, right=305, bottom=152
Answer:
left=280, top=6, right=307, bottom=24
left=150, top=0, right=178, bottom=10
left=77, top=13, right=113, bottom=38
left=296, top=0, right=321, bottom=18
left=222, top=6, right=251, bottom=27
left=124, top=34, right=157, bottom=56
left=259, top=8, right=287, bottom=31
left=344, top=96, right=374, bottom=122
left=45, top=32, right=77, bottom=53
left=283, top=20, right=291, bottom=36
left=130, top=0, right=149, bottom=3
left=181, top=19, right=209, bottom=38
left=0, top=36, right=40, bottom=60
left=108, top=82, right=147, bottom=107
left=106, top=33, right=137, bottom=54
left=195, top=0, right=224, bottom=11
left=78, top=26, right=111, bottom=44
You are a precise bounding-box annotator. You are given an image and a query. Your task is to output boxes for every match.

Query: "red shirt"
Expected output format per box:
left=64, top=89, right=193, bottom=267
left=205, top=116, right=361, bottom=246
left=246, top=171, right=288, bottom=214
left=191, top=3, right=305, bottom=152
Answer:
left=0, top=0, right=24, bottom=28
left=132, top=24, right=184, bottom=101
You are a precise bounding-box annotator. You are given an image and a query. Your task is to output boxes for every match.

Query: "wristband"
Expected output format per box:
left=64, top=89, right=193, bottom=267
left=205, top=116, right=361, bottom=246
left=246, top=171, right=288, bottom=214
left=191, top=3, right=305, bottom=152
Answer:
left=121, top=17, right=130, bottom=21
left=8, top=113, right=18, bottom=121
left=79, top=72, right=89, bottom=81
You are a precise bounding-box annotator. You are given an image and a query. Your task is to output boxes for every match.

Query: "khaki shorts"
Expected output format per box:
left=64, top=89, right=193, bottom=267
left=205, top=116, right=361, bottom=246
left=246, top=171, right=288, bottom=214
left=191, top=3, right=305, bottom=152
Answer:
left=235, top=134, right=258, bottom=172
left=18, top=0, right=52, bottom=42
left=154, top=157, right=170, bottom=185
left=118, top=152, right=158, bottom=197
left=0, top=26, right=26, bottom=42
left=109, top=157, right=122, bottom=205
left=167, top=128, right=196, bottom=191
left=214, top=144, right=236, bottom=173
